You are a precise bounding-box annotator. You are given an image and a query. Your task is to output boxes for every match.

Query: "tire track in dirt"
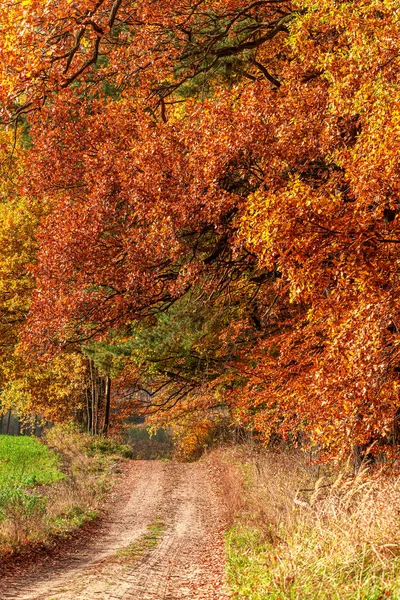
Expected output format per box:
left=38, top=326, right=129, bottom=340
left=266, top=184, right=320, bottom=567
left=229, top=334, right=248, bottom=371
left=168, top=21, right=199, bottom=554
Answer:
left=2, top=461, right=229, bottom=600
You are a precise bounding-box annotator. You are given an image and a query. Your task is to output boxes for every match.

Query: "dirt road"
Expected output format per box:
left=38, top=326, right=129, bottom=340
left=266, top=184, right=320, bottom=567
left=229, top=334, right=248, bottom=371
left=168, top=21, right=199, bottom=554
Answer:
left=2, top=461, right=230, bottom=600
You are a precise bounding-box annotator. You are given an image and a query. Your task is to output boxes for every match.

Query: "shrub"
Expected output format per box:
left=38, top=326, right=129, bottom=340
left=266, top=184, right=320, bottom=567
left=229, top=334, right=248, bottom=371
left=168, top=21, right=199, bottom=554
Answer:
left=86, top=436, right=133, bottom=458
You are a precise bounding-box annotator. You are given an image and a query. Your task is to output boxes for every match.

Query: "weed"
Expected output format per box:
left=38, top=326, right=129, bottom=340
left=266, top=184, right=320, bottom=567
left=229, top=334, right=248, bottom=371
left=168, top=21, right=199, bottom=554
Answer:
left=86, top=437, right=133, bottom=459
left=116, top=519, right=165, bottom=564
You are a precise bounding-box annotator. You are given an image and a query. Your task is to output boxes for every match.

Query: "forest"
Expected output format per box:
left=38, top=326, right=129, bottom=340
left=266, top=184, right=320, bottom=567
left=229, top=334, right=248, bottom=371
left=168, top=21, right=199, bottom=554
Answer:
left=0, top=0, right=399, bottom=458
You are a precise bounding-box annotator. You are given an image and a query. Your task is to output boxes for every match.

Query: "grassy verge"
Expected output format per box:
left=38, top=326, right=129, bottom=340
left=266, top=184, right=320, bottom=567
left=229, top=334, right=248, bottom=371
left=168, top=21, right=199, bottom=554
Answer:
left=216, top=447, right=400, bottom=599
left=0, top=426, right=130, bottom=555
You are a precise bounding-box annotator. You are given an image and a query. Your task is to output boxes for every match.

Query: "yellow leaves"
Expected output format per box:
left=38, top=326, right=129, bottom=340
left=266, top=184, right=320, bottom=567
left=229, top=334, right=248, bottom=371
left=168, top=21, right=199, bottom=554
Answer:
left=81, top=37, right=91, bottom=49
left=0, top=351, right=87, bottom=419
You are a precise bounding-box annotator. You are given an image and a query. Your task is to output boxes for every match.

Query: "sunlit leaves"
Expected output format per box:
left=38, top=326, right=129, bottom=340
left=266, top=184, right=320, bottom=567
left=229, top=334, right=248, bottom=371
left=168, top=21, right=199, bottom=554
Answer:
left=1, top=0, right=399, bottom=457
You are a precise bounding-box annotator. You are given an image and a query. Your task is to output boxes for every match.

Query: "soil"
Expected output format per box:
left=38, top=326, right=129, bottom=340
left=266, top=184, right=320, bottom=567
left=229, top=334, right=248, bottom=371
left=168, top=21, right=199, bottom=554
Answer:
left=0, top=461, right=230, bottom=600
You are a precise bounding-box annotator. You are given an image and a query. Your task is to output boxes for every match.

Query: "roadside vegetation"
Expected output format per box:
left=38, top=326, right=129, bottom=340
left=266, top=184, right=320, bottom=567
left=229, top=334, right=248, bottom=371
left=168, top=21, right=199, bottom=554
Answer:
left=215, top=446, right=400, bottom=600
left=0, top=427, right=131, bottom=556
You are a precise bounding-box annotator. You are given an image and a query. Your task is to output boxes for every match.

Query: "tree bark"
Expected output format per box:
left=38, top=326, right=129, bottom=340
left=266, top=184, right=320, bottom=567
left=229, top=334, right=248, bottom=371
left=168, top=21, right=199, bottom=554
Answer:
left=103, top=375, right=111, bottom=436
left=89, top=359, right=95, bottom=434
left=6, top=410, right=11, bottom=435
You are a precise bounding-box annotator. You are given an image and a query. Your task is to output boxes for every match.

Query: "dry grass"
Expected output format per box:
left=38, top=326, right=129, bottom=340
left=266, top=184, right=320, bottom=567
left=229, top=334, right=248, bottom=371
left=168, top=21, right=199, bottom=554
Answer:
left=219, top=445, right=400, bottom=599
left=208, top=447, right=245, bottom=525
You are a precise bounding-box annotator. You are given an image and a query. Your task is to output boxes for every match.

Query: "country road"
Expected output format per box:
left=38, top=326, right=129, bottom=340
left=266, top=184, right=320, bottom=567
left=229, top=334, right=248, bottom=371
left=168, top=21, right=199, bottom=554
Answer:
left=1, top=461, right=230, bottom=600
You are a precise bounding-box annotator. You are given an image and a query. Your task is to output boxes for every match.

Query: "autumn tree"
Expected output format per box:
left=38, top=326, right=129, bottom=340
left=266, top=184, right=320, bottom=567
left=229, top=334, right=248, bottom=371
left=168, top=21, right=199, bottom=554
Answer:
left=0, top=135, right=89, bottom=424
left=0, top=0, right=399, bottom=458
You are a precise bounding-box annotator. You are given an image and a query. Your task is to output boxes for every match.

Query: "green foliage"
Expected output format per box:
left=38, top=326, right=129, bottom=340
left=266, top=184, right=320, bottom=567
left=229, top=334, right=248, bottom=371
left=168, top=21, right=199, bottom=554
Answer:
left=175, top=16, right=267, bottom=99
left=0, top=486, right=47, bottom=522
left=85, top=436, right=133, bottom=459
left=50, top=506, right=99, bottom=533
left=134, top=294, right=239, bottom=382
left=82, top=336, right=130, bottom=377
left=84, top=290, right=240, bottom=384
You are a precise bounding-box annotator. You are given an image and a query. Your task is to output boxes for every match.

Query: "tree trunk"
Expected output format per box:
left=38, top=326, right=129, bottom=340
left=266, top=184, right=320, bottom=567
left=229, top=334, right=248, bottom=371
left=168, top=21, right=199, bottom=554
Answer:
left=86, top=389, right=92, bottom=434
left=393, top=407, right=400, bottom=446
left=95, top=375, right=104, bottom=436
left=103, top=375, right=111, bottom=435
left=6, top=410, right=11, bottom=435
left=89, top=359, right=95, bottom=435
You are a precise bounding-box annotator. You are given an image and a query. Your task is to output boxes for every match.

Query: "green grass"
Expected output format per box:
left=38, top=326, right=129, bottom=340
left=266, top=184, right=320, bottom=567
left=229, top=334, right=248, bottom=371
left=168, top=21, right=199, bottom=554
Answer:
left=50, top=506, right=99, bottom=534
left=226, top=524, right=400, bottom=599
left=0, top=429, right=131, bottom=553
left=0, top=435, right=64, bottom=526
left=116, top=519, right=165, bottom=564
left=0, top=435, right=63, bottom=488
left=226, top=525, right=273, bottom=600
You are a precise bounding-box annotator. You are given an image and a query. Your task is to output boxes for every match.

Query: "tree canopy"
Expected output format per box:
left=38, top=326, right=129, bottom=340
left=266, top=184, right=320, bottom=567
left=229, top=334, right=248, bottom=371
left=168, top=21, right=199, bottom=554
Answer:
left=0, top=0, right=399, bottom=458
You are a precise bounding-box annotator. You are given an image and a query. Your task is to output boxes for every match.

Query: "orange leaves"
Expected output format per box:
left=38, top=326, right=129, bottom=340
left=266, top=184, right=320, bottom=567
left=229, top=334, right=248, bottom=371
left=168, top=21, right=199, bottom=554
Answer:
left=231, top=0, right=400, bottom=457
left=1, top=0, right=399, bottom=457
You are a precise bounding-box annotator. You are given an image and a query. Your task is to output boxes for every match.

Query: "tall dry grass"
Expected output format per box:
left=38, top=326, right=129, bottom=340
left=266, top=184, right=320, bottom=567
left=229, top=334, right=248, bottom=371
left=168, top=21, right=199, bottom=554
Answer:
left=218, top=446, right=400, bottom=599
